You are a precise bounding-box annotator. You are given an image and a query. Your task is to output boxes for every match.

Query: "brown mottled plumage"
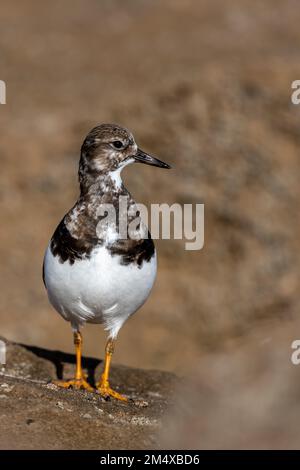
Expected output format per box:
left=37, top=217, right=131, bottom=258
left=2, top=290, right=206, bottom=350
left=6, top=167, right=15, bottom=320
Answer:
left=50, top=124, right=170, bottom=267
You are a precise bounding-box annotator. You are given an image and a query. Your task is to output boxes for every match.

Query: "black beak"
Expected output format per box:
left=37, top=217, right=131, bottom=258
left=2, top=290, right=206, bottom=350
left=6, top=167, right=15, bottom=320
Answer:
left=134, top=148, right=172, bottom=169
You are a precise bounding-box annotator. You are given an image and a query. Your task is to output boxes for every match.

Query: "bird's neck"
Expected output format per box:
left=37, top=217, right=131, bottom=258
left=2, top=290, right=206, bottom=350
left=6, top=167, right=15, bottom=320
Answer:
left=79, top=168, right=127, bottom=199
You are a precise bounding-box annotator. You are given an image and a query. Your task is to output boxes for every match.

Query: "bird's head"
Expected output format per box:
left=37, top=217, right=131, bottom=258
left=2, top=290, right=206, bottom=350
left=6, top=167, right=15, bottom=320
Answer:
left=79, top=124, right=171, bottom=192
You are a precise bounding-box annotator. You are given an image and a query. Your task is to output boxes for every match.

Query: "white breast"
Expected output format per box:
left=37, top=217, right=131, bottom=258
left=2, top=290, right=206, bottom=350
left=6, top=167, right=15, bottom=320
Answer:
left=43, top=245, right=157, bottom=338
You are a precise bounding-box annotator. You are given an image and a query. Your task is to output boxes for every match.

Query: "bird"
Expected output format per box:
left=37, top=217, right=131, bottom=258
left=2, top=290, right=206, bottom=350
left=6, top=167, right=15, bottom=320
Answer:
left=43, top=123, right=171, bottom=401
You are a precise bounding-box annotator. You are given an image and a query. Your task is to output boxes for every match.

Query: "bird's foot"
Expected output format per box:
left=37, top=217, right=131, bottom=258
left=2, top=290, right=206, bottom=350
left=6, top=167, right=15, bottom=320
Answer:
left=96, top=381, right=128, bottom=402
left=53, top=376, right=93, bottom=392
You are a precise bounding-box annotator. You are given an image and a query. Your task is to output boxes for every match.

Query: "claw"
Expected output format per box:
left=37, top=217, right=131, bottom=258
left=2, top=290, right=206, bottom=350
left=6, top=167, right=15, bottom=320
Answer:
left=96, top=382, right=128, bottom=402
left=53, top=377, right=93, bottom=392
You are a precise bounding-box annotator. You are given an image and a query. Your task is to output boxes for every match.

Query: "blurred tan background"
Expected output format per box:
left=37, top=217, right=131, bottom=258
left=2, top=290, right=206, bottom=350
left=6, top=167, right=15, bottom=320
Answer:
left=0, top=0, right=300, bottom=388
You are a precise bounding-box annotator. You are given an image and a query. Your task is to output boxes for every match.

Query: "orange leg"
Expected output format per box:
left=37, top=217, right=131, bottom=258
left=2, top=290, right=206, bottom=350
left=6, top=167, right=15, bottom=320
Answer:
left=54, top=331, right=93, bottom=392
left=96, top=338, right=128, bottom=401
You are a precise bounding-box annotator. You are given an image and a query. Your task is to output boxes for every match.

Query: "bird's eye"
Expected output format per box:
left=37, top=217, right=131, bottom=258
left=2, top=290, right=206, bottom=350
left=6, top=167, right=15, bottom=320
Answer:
left=112, top=140, right=123, bottom=149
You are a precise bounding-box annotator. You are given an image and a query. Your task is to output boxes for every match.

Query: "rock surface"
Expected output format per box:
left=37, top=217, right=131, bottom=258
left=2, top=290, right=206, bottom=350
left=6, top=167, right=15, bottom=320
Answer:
left=0, top=337, right=177, bottom=449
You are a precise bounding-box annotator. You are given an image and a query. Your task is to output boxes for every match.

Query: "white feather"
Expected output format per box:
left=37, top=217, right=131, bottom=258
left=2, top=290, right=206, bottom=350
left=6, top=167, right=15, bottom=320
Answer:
left=43, top=245, right=157, bottom=339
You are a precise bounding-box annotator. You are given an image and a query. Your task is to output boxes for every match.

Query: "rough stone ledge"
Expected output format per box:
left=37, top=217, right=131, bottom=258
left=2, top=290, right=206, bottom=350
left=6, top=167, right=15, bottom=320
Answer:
left=0, top=336, right=178, bottom=449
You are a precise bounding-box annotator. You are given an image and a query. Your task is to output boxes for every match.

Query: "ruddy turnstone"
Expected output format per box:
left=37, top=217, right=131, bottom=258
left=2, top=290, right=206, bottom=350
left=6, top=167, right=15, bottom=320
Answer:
left=43, top=124, right=171, bottom=401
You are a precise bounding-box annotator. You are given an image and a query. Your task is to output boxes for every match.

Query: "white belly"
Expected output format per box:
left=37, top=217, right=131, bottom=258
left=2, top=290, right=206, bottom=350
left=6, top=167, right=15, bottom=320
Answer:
left=43, top=245, right=157, bottom=338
